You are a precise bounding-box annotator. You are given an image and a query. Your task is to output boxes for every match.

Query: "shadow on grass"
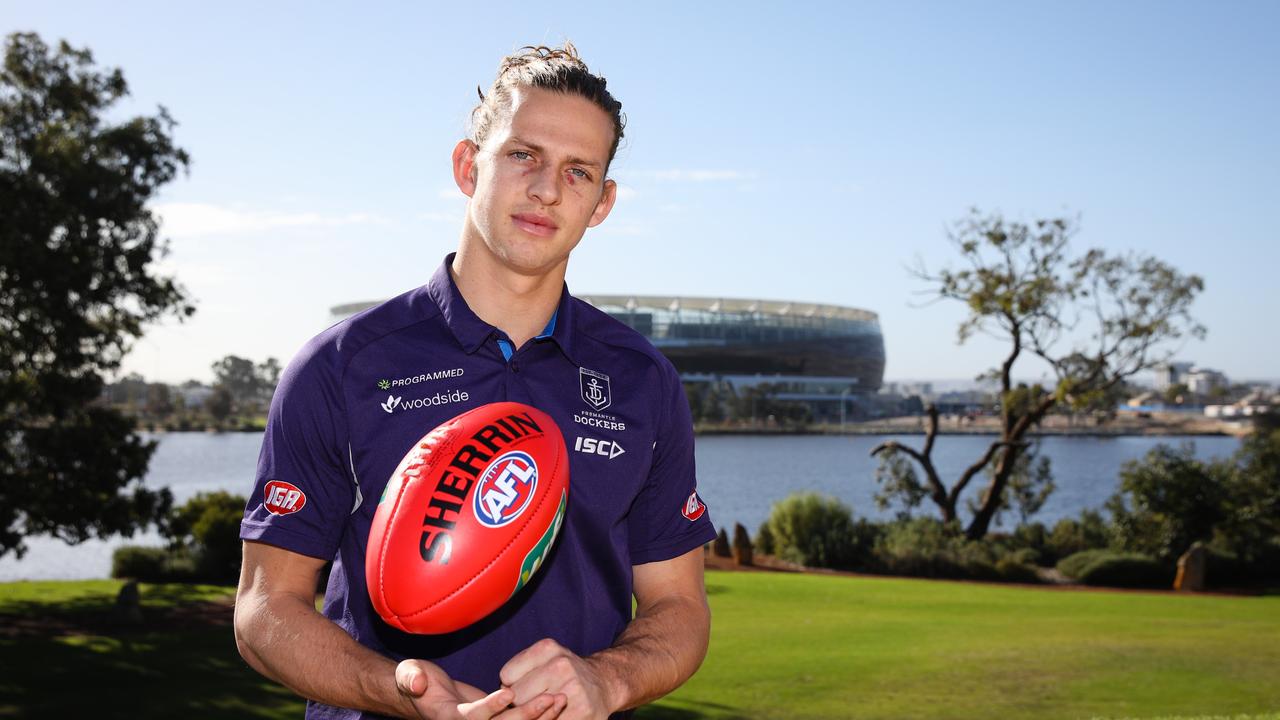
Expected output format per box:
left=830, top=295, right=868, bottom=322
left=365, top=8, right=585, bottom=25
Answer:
left=635, top=700, right=749, bottom=720
left=0, top=625, right=304, bottom=719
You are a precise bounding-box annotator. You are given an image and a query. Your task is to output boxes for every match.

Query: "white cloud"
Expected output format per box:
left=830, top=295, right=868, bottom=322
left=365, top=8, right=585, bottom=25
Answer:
left=644, top=169, right=759, bottom=182
left=614, top=185, right=639, bottom=200
left=153, top=202, right=389, bottom=239
left=437, top=188, right=467, bottom=201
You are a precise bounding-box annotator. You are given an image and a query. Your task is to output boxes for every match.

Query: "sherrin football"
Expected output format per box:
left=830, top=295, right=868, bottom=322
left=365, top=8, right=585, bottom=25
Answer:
left=365, top=401, right=569, bottom=635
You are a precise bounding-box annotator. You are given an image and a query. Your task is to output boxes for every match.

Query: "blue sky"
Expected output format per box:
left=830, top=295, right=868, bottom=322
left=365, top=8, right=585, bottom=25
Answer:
left=6, top=1, right=1278, bottom=384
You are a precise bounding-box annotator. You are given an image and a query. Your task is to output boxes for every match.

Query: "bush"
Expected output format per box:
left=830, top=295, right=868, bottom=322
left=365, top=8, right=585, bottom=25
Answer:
left=1046, top=510, right=1112, bottom=564
left=1056, top=549, right=1114, bottom=580
left=1076, top=553, right=1173, bottom=588
left=755, top=522, right=775, bottom=555
left=111, top=546, right=170, bottom=582
left=163, top=491, right=246, bottom=584
left=1107, top=444, right=1225, bottom=563
left=995, top=556, right=1042, bottom=584
left=763, top=492, right=871, bottom=569
left=869, top=518, right=1037, bottom=583
left=1205, top=540, right=1280, bottom=587
left=110, top=545, right=195, bottom=583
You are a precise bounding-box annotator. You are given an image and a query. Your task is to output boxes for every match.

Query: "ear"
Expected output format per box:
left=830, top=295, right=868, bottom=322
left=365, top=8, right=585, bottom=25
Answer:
left=587, top=179, right=618, bottom=228
left=451, top=139, right=479, bottom=197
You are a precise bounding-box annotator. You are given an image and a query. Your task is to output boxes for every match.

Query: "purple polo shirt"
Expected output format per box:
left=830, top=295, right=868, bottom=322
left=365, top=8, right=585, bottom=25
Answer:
left=241, top=254, right=716, bottom=719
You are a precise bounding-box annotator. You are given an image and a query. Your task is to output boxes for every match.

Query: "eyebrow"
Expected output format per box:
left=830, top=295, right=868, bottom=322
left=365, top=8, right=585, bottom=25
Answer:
left=508, top=135, right=603, bottom=169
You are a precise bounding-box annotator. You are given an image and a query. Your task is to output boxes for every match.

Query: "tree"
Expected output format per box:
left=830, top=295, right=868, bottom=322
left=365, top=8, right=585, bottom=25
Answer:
left=211, top=354, right=281, bottom=414
left=872, top=211, right=1203, bottom=539
left=0, top=33, right=192, bottom=558
left=1106, top=444, right=1224, bottom=563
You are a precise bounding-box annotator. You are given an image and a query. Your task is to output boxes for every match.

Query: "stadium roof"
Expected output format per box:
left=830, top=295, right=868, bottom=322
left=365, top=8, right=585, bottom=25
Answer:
left=578, top=295, right=879, bottom=324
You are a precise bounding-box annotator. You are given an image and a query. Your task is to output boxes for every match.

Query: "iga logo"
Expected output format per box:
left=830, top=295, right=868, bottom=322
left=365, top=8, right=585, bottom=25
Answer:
left=681, top=491, right=706, bottom=522
left=579, top=367, right=612, bottom=411
left=574, top=435, right=625, bottom=460
left=474, top=451, right=539, bottom=528
left=264, top=480, right=307, bottom=515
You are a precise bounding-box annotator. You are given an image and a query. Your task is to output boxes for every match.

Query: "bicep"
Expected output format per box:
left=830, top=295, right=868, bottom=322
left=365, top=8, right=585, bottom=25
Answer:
left=632, top=547, right=708, bottom=616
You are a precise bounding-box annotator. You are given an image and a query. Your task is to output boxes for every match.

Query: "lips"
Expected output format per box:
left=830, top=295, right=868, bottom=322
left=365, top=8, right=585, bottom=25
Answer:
left=512, top=213, right=559, bottom=237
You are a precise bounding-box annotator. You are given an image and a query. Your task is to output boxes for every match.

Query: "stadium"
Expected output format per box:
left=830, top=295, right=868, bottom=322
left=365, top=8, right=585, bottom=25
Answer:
left=330, top=295, right=885, bottom=422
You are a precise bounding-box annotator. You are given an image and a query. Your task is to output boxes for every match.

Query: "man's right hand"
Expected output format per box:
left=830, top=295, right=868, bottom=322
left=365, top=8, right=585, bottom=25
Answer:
left=396, top=659, right=566, bottom=720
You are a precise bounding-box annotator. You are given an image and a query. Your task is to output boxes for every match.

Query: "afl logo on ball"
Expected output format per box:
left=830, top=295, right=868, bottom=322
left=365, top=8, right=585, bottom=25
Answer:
left=264, top=480, right=307, bottom=516
left=474, top=451, right=539, bottom=528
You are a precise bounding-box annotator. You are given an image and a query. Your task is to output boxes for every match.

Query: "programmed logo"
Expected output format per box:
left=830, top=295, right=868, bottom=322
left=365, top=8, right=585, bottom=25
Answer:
left=473, top=451, right=539, bottom=528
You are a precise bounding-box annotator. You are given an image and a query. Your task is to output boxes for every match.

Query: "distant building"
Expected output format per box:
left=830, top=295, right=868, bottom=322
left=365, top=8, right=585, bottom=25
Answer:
left=1183, top=367, right=1228, bottom=396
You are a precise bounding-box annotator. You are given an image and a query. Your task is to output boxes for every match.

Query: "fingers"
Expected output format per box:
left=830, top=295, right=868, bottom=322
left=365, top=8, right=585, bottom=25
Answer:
left=499, top=638, right=566, bottom=687
left=457, top=687, right=513, bottom=718
left=457, top=689, right=562, bottom=720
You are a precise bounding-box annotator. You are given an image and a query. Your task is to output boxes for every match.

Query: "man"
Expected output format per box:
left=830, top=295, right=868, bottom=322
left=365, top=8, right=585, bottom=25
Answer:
left=234, top=44, right=717, bottom=720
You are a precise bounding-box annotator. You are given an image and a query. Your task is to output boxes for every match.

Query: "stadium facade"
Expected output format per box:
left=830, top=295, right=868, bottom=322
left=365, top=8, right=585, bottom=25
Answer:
left=330, top=294, right=885, bottom=422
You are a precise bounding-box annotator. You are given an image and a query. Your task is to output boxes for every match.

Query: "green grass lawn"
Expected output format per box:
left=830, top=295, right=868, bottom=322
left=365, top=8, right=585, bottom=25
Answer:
left=1, top=574, right=1277, bottom=719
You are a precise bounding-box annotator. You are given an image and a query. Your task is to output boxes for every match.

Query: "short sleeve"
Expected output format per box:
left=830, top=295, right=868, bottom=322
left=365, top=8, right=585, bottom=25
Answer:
left=627, top=361, right=717, bottom=565
left=240, top=341, right=354, bottom=561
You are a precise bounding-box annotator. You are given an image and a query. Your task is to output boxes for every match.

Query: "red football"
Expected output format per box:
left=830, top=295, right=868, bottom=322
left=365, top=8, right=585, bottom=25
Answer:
left=365, top=402, right=569, bottom=635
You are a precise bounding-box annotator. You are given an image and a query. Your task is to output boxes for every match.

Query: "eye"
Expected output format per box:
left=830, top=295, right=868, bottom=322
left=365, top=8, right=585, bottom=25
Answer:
left=510, top=150, right=533, bottom=162
left=568, top=168, right=591, bottom=181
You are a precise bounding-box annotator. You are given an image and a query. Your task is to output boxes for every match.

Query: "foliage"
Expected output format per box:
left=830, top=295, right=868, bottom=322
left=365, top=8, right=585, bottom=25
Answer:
left=763, top=492, right=872, bottom=568
left=0, top=32, right=192, bottom=557
left=1215, top=415, right=1280, bottom=562
left=754, top=521, right=775, bottom=555
left=111, top=545, right=193, bottom=583
left=1106, top=444, right=1225, bottom=563
left=211, top=354, right=281, bottom=415
left=1075, top=552, right=1173, bottom=588
left=869, top=517, right=1039, bottom=582
left=1056, top=548, right=1117, bottom=580
left=163, top=491, right=246, bottom=584
left=1046, top=509, right=1113, bottom=563
left=874, top=210, right=1204, bottom=539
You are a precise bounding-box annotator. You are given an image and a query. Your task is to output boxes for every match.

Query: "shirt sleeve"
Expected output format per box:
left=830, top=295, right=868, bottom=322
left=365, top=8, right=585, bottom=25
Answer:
left=239, top=339, right=354, bottom=561
left=627, top=360, right=717, bottom=565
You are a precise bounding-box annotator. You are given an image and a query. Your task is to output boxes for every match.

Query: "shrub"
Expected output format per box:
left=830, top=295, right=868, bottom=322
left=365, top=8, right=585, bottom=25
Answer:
left=869, top=517, right=1034, bottom=582
left=110, top=545, right=195, bottom=583
left=111, top=546, right=170, bottom=582
left=1046, top=510, right=1112, bottom=564
left=163, top=491, right=246, bottom=584
left=1076, top=553, right=1173, bottom=588
left=764, top=492, right=870, bottom=569
left=1106, top=444, right=1225, bottom=563
left=995, top=556, right=1042, bottom=584
left=1056, top=549, right=1113, bottom=580
left=755, top=521, right=775, bottom=555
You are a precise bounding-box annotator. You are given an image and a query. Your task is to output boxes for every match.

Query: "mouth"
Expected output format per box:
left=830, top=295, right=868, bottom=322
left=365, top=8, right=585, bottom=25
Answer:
left=511, top=213, right=559, bottom=237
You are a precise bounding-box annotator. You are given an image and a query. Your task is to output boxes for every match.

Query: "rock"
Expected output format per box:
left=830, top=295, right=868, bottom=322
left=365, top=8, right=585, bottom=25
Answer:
left=115, top=580, right=144, bottom=625
left=713, top=528, right=731, bottom=558
left=732, top=523, right=753, bottom=566
left=1174, top=542, right=1208, bottom=592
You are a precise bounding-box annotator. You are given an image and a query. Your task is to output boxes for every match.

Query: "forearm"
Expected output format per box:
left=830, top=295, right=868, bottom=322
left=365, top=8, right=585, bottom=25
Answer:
left=586, top=592, right=711, bottom=712
left=234, top=587, right=417, bottom=718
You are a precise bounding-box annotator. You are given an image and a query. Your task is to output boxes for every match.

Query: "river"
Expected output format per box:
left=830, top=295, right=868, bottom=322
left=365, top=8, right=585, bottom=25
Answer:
left=0, top=432, right=1241, bottom=581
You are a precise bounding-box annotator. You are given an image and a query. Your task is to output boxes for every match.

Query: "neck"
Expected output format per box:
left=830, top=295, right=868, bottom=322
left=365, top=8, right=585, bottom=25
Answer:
left=450, top=244, right=565, bottom=349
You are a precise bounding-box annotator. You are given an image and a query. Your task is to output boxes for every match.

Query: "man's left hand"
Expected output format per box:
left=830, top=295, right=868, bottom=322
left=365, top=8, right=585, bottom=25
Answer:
left=499, top=638, right=620, bottom=720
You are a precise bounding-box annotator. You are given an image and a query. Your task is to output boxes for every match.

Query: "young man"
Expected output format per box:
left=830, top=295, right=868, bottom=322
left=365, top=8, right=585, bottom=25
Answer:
left=234, top=44, right=717, bottom=720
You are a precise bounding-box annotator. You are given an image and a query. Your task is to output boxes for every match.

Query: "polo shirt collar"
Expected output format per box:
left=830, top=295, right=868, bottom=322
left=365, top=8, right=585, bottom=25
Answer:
left=426, top=253, right=580, bottom=365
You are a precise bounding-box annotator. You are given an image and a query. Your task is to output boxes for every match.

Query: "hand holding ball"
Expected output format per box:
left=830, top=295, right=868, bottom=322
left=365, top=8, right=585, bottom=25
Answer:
left=366, top=402, right=569, bottom=635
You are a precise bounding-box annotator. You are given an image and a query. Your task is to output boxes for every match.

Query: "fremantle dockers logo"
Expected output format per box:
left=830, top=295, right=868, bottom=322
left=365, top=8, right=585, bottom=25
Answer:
left=579, top=367, right=612, bottom=411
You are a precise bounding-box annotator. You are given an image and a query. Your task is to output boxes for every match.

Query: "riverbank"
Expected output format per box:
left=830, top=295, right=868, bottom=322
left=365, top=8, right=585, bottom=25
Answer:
left=698, top=411, right=1251, bottom=437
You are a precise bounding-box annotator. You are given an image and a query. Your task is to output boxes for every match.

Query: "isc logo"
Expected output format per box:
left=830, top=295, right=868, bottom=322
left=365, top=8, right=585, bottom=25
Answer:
left=264, top=480, right=307, bottom=516
left=474, top=451, right=538, bottom=528
left=573, top=436, right=625, bottom=460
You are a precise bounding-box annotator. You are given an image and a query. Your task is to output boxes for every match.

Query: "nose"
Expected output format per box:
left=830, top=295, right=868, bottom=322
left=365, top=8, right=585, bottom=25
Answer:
left=527, top=164, right=561, bottom=206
